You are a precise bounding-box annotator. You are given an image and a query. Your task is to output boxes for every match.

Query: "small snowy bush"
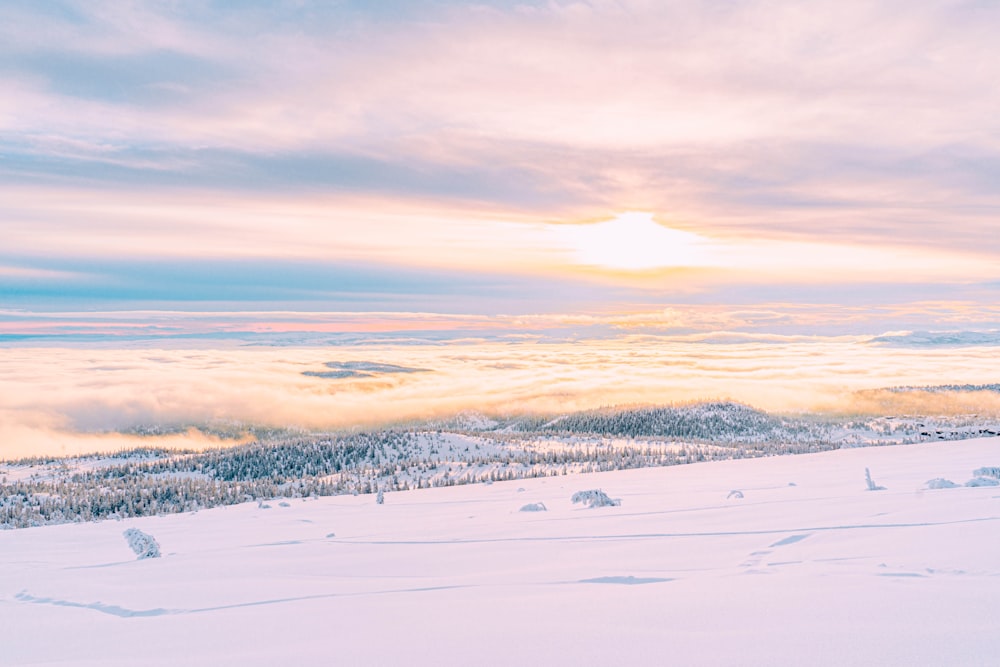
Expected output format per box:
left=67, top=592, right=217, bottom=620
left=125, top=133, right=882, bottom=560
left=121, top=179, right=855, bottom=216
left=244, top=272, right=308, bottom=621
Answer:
left=519, top=502, right=547, bottom=512
left=926, top=478, right=959, bottom=489
left=123, top=528, right=160, bottom=560
left=727, top=490, right=744, bottom=499
left=865, top=468, right=886, bottom=491
left=965, top=476, right=1000, bottom=487
left=972, top=467, right=1000, bottom=480
left=571, top=489, right=620, bottom=508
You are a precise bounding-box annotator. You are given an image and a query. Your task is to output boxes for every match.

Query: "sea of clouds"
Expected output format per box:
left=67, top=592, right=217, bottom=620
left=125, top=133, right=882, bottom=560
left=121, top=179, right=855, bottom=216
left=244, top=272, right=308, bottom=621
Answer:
left=3, top=331, right=1000, bottom=458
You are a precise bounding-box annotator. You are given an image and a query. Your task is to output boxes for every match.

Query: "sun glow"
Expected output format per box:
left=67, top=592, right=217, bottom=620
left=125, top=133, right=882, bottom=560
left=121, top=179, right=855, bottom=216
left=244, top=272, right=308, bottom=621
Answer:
left=557, top=212, right=709, bottom=271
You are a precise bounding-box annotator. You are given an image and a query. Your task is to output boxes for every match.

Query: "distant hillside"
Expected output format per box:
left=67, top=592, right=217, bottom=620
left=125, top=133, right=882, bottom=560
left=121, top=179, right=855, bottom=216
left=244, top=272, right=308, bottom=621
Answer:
left=540, top=402, right=785, bottom=441
left=4, top=400, right=1000, bottom=529
left=882, top=384, right=1000, bottom=394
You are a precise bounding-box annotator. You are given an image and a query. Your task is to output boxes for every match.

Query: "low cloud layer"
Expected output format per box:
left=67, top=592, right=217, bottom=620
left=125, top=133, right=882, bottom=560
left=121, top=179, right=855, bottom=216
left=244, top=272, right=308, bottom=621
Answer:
left=845, top=388, right=1000, bottom=418
left=3, top=333, right=1000, bottom=458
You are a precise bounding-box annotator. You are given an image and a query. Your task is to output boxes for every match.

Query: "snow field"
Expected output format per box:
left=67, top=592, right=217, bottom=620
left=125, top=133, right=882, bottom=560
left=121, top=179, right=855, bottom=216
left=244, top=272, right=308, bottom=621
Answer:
left=1, top=437, right=998, bottom=666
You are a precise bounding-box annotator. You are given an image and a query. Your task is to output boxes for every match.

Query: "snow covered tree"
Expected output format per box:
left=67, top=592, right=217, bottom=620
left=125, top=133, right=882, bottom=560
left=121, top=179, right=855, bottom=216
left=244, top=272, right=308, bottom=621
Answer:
left=123, top=528, right=160, bottom=559
left=571, top=489, right=620, bottom=508
left=864, top=468, right=886, bottom=491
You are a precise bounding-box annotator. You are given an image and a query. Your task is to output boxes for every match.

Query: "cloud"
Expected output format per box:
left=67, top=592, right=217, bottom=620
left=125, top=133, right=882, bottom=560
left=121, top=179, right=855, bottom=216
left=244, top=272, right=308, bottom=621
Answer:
left=0, top=253, right=659, bottom=314
left=4, top=325, right=1000, bottom=457
left=0, top=0, right=998, bottom=257
left=844, top=387, right=1000, bottom=418
left=3, top=301, right=1000, bottom=343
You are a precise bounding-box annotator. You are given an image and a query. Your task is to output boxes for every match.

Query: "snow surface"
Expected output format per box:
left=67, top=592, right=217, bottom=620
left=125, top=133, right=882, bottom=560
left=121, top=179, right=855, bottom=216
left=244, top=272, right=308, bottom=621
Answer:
left=1, top=438, right=999, bottom=666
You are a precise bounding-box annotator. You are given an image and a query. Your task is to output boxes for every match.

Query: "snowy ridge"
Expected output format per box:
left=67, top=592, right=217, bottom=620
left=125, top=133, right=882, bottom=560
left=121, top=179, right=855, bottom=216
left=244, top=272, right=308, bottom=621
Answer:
left=3, top=401, right=1000, bottom=529
left=868, top=330, right=1000, bottom=347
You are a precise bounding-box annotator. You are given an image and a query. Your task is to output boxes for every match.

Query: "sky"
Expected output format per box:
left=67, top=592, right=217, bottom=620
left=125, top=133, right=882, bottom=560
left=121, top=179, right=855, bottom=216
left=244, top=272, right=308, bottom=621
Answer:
left=1, top=0, right=999, bottom=317
left=2, top=1, right=1000, bottom=454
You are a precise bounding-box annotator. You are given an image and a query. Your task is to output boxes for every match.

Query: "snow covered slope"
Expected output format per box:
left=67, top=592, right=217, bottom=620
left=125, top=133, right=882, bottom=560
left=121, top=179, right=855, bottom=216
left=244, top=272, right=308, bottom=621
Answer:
left=1, top=438, right=999, bottom=666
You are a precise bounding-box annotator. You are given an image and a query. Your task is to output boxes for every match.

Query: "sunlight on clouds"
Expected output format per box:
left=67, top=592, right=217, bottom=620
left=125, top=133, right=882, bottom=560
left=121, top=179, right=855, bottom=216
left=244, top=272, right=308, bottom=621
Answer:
left=0, top=418, right=253, bottom=461
left=549, top=210, right=997, bottom=283
left=5, top=187, right=994, bottom=290
left=555, top=212, right=708, bottom=270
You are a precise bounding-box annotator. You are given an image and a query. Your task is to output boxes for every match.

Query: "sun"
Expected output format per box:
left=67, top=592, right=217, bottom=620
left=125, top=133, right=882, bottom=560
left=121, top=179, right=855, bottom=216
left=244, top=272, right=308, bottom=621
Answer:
left=556, top=212, right=708, bottom=271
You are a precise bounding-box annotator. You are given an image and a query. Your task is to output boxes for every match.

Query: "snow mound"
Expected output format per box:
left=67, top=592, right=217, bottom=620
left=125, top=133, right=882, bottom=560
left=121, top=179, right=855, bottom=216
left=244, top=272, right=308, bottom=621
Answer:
left=727, top=490, right=744, bottom=499
left=964, top=477, right=1000, bottom=487
left=571, top=489, right=620, bottom=508
left=123, top=528, right=160, bottom=560
left=519, top=502, right=547, bottom=512
left=925, top=478, right=959, bottom=489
